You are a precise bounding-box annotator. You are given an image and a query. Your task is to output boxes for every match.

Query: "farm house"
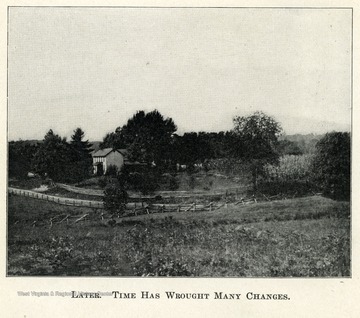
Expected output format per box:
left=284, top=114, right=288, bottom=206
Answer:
left=92, top=148, right=128, bottom=175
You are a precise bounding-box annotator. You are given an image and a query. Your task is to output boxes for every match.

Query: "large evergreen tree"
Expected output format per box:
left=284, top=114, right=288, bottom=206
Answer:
left=69, top=128, right=93, bottom=181
left=71, top=128, right=93, bottom=159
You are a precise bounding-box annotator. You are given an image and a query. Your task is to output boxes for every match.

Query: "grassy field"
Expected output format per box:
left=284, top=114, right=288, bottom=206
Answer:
left=7, top=194, right=350, bottom=277
left=75, top=170, right=247, bottom=192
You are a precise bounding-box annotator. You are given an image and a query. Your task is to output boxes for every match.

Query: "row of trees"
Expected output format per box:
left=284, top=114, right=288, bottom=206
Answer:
left=9, top=128, right=93, bottom=183
left=101, top=110, right=350, bottom=210
left=100, top=110, right=313, bottom=169
left=9, top=109, right=350, bottom=202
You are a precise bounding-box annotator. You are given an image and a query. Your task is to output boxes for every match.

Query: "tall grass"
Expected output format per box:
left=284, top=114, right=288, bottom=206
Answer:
left=7, top=195, right=350, bottom=277
left=264, top=155, right=314, bottom=182
left=260, top=155, right=315, bottom=195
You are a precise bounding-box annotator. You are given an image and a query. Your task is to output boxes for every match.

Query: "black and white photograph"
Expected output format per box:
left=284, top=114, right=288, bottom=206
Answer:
left=7, top=6, right=352, bottom=278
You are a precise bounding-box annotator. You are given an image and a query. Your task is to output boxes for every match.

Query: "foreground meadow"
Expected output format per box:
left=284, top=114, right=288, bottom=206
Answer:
left=7, top=194, right=350, bottom=277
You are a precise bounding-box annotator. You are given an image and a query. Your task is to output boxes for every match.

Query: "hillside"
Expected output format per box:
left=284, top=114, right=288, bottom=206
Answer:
left=7, top=194, right=350, bottom=276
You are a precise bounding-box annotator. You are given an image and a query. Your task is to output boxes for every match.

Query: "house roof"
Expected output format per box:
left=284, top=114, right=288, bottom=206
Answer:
left=117, top=149, right=129, bottom=156
left=92, top=148, right=128, bottom=157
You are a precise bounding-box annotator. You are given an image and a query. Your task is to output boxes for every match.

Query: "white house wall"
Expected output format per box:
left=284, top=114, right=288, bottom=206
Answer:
left=105, top=151, right=124, bottom=173
left=92, top=157, right=105, bottom=174
left=92, top=151, right=125, bottom=175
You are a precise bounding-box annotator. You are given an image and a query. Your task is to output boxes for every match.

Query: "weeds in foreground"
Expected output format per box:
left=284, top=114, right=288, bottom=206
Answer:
left=7, top=196, right=350, bottom=277
left=121, top=217, right=350, bottom=277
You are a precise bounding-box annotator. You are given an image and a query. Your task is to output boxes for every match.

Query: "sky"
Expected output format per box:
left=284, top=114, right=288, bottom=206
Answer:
left=8, top=7, right=352, bottom=141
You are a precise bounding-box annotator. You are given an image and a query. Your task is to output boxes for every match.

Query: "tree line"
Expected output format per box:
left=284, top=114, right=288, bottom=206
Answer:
left=9, top=128, right=93, bottom=183
left=9, top=109, right=350, bottom=202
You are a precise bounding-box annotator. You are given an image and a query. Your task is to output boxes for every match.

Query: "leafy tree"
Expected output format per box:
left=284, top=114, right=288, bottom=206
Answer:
left=100, top=126, right=125, bottom=150
left=169, top=131, right=235, bottom=166
left=31, top=130, right=71, bottom=181
left=232, top=111, right=282, bottom=190
left=101, top=110, right=177, bottom=166
left=311, top=132, right=350, bottom=200
left=172, top=132, right=214, bottom=165
left=9, top=141, right=39, bottom=179
left=202, top=131, right=235, bottom=158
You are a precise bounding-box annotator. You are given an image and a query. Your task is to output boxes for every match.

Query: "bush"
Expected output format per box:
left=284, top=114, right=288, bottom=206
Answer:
left=103, top=183, right=128, bottom=215
left=98, top=176, right=108, bottom=189
left=187, top=174, right=196, bottom=190
left=168, top=174, right=179, bottom=191
left=105, top=165, right=119, bottom=177
left=311, top=132, right=350, bottom=200
left=129, top=169, right=160, bottom=195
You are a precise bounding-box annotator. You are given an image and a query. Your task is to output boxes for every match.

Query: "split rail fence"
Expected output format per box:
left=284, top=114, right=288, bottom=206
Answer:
left=56, top=183, right=250, bottom=199
left=9, top=186, right=321, bottom=226
left=8, top=186, right=258, bottom=215
left=8, top=187, right=104, bottom=208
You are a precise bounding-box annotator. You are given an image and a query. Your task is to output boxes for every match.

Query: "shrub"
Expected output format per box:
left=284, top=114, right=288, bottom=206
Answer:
left=103, top=183, right=128, bottom=215
left=188, top=174, right=196, bottom=190
left=169, top=174, right=179, bottom=191
left=98, top=176, right=108, bottom=188
left=129, top=169, right=160, bottom=195
left=105, top=165, right=118, bottom=177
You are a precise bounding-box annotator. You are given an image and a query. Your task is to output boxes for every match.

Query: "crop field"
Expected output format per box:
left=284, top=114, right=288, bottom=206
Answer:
left=7, top=194, right=350, bottom=277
